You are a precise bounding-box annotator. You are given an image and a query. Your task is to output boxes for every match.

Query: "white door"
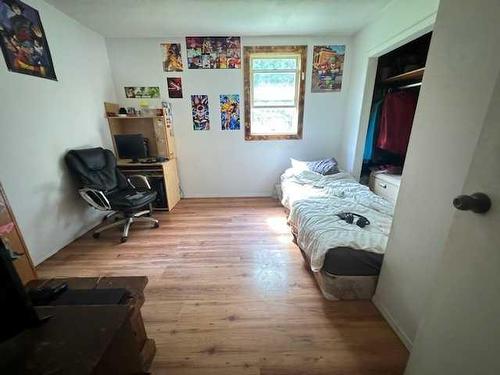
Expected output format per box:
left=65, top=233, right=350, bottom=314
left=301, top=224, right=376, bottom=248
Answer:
left=404, top=69, right=500, bottom=373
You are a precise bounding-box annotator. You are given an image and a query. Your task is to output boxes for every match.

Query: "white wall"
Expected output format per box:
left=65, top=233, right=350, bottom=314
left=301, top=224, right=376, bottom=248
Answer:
left=338, top=0, right=439, bottom=177
left=105, top=36, right=352, bottom=197
left=373, top=0, right=500, bottom=349
left=0, top=0, right=116, bottom=265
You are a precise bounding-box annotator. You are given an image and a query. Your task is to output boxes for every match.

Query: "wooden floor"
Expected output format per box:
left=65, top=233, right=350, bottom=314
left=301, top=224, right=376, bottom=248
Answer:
left=37, top=198, right=408, bottom=374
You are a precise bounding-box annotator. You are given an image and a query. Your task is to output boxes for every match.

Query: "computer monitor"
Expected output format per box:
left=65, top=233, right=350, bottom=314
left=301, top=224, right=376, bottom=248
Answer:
left=114, top=134, right=148, bottom=162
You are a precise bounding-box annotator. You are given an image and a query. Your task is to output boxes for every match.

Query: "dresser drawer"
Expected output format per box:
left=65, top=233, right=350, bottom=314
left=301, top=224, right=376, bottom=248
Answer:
left=370, top=173, right=401, bottom=203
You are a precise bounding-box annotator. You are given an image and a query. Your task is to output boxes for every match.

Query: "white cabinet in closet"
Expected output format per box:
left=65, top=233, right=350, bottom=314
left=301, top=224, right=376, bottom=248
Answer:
left=369, top=172, right=401, bottom=203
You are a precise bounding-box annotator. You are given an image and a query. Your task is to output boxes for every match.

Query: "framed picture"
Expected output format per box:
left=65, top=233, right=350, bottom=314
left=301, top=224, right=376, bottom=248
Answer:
left=220, top=94, right=240, bottom=130
left=191, top=95, right=210, bottom=130
left=124, top=86, right=160, bottom=98
left=161, top=101, right=172, bottom=117
left=186, top=36, right=240, bottom=69
left=161, top=43, right=183, bottom=72
left=311, top=45, right=345, bottom=92
left=0, top=0, right=57, bottom=80
left=167, top=77, right=182, bottom=98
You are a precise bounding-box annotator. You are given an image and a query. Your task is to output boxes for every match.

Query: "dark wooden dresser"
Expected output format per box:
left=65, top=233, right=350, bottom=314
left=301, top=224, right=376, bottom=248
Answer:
left=1, top=276, right=155, bottom=374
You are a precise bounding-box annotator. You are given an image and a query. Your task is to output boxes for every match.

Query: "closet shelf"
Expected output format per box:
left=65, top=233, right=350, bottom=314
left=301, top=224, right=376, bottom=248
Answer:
left=382, top=67, right=425, bottom=84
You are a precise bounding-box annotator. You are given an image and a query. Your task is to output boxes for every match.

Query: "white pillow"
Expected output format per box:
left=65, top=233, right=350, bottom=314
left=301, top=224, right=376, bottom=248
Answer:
left=290, top=157, right=340, bottom=175
left=290, top=158, right=309, bottom=172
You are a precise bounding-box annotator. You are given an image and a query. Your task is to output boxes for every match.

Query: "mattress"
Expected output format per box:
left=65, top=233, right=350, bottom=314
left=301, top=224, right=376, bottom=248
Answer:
left=281, top=168, right=394, bottom=272
left=291, top=226, right=383, bottom=276
left=323, top=247, right=383, bottom=276
left=297, top=245, right=380, bottom=300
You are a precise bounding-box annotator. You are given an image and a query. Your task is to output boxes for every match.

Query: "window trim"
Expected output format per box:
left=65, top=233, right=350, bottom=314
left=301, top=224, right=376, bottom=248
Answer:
left=243, top=45, right=307, bottom=141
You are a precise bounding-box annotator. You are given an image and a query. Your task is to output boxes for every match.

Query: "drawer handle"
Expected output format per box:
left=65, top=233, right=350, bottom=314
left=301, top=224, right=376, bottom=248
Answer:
left=378, top=183, right=387, bottom=189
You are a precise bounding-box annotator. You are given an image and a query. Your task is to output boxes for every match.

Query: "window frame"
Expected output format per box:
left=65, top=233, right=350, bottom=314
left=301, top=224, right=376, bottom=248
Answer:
left=243, top=45, right=307, bottom=141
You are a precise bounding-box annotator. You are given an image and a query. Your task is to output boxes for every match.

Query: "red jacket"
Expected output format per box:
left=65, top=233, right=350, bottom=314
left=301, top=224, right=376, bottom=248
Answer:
left=376, top=91, right=418, bottom=157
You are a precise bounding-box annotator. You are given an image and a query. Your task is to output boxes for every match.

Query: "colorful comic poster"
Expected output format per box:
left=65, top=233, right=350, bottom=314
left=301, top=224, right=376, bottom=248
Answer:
left=161, top=43, right=183, bottom=72
left=186, top=36, right=240, bottom=69
left=311, top=45, right=345, bottom=92
left=0, top=0, right=56, bottom=80
left=161, top=101, right=172, bottom=117
left=220, top=95, right=240, bottom=130
left=124, top=86, right=160, bottom=98
left=167, top=77, right=182, bottom=98
left=191, top=95, right=210, bottom=130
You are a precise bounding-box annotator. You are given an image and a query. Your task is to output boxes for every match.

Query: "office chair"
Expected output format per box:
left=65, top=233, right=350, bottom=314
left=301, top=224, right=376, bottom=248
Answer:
left=65, top=147, right=159, bottom=243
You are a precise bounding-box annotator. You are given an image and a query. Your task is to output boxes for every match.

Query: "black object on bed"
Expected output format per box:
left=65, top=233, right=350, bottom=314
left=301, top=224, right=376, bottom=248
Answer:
left=323, top=247, right=383, bottom=276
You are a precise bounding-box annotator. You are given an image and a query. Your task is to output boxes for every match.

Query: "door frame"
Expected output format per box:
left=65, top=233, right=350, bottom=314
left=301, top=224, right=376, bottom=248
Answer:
left=353, top=17, right=435, bottom=350
left=351, top=18, right=435, bottom=180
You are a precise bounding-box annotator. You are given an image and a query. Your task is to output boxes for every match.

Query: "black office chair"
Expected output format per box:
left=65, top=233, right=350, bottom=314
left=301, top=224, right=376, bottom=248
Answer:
left=65, top=147, right=159, bottom=242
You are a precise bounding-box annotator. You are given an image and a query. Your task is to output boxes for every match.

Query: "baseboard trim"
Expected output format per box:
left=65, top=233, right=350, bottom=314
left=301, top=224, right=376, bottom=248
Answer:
left=183, top=193, right=273, bottom=198
left=372, top=294, right=413, bottom=350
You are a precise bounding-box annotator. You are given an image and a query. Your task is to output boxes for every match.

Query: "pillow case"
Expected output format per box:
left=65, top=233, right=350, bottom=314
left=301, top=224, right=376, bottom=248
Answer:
left=290, top=157, right=339, bottom=175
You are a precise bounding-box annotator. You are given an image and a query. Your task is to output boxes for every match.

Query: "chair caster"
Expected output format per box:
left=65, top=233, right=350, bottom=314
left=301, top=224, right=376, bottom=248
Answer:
left=92, top=232, right=100, bottom=239
left=153, top=222, right=159, bottom=229
left=120, top=236, right=128, bottom=243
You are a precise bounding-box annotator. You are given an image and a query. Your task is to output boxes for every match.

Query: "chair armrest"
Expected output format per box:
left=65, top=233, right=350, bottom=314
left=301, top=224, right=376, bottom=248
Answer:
left=127, top=175, right=151, bottom=190
left=78, top=188, right=111, bottom=211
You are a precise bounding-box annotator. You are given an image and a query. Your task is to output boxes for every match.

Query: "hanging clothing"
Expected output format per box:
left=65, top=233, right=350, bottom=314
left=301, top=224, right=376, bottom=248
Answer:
left=363, top=99, right=383, bottom=162
left=376, top=90, right=418, bottom=157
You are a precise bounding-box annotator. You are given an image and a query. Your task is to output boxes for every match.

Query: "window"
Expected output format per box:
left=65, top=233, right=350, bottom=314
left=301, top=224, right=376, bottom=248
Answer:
left=243, top=46, right=307, bottom=140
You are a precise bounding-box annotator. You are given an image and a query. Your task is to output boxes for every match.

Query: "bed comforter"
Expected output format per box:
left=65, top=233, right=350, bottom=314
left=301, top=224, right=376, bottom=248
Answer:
left=281, top=168, right=394, bottom=272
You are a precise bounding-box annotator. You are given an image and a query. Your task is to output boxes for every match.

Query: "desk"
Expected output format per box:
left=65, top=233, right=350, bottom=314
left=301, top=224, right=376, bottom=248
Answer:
left=118, top=159, right=180, bottom=211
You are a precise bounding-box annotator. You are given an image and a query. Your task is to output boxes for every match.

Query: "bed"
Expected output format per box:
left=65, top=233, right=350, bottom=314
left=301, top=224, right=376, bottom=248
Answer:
left=280, top=167, right=394, bottom=300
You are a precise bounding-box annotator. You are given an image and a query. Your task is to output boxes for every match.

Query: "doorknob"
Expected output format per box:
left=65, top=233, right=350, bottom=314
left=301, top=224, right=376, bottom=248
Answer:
left=453, top=192, right=491, bottom=214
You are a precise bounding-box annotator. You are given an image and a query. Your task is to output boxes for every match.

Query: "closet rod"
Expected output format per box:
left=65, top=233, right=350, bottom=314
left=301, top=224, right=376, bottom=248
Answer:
left=397, top=82, right=422, bottom=89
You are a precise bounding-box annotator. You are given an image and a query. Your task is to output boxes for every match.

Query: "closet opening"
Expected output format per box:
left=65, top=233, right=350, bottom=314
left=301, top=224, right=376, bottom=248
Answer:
left=361, top=32, right=432, bottom=203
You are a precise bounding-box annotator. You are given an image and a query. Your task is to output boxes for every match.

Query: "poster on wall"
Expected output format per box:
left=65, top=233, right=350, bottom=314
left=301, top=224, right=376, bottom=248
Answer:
left=191, top=95, right=210, bottom=130
left=166, top=77, right=182, bottom=98
left=124, top=86, right=160, bottom=98
left=161, top=101, right=172, bottom=117
left=0, top=0, right=57, bottom=80
left=311, top=45, right=345, bottom=92
left=220, top=94, right=240, bottom=130
left=186, top=36, right=240, bottom=69
left=161, top=43, right=183, bottom=72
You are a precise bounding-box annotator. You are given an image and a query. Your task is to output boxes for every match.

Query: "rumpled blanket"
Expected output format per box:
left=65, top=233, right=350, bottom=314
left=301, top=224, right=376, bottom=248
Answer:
left=280, top=168, right=394, bottom=271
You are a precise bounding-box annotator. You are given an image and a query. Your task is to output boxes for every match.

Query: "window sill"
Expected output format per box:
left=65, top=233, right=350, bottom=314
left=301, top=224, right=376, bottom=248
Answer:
left=245, top=132, right=302, bottom=141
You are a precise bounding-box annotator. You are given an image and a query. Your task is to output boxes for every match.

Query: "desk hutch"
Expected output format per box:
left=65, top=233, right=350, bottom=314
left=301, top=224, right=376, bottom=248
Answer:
left=104, top=102, right=181, bottom=211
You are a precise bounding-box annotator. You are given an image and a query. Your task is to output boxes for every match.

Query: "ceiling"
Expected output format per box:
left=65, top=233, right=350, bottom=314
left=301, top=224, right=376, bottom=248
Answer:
left=45, top=0, right=393, bottom=38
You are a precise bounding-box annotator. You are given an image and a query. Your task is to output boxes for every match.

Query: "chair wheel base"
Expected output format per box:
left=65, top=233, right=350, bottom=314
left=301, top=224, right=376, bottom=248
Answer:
left=120, top=236, right=128, bottom=243
left=92, top=233, right=100, bottom=239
